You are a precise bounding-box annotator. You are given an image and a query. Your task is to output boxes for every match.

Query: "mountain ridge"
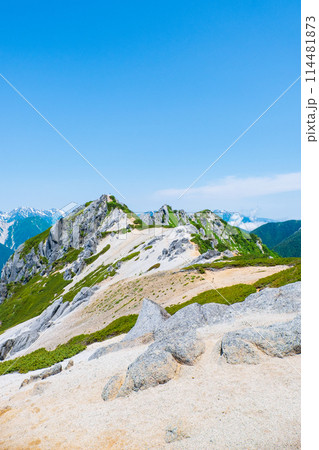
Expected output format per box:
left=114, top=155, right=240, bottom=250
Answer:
left=273, top=229, right=301, bottom=257
left=1, top=195, right=273, bottom=287
left=253, top=220, right=301, bottom=257
left=0, top=193, right=276, bottom=339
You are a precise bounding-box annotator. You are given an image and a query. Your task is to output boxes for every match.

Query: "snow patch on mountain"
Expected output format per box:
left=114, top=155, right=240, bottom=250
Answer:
left=0, top=207, right=58, bottom=222
left=0, top=207, right=62, bottom=250
left=213, top=209, right=276, bottom=232
left=0, top=221, right=13, bottom=246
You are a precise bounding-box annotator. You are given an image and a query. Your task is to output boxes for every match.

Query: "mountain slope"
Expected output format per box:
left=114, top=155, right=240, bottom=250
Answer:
left=253, top=220, right=301, bottom=257
left=273, top=229, right=301, bottom=257
left=0, top=195, right=274, bottom=340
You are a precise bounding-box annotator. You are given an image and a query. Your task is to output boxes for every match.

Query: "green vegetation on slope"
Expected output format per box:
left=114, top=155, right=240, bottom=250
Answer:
left=0, top=314, right=138, bottom=374
left=185, top=255, right=300, bottom=271
left=0, top=273, right=71, bottom=334
left=107, top=196, right=132, bottom=215
left=166, top=284, right=256, bottom=315
left=273, top=229, right=301, bottom=258
left=4, top=216, right=53, bottom=252
left=253, top=220, right=301, bottom=257
left=230, top=228, right=273, bottom=256
left=84, top=244, right=111, bottom=265
left=190, top=234, right=213, bottom=254
left=20, top=226, right=52, bottom=258
left=253, top=262, right=301, bottom=289
left=120, top=251, right=140, bottom=262
left=52, top=247, right=83, bottom=269
left=147, top=263, right=160, bottom=271
left=189, top=224, right=275, bottom=257
left=62, top=264, right=116, bottom=303
left=168, top=259, right=300, bottom=315
left=168, top=211, right=179, bottom=227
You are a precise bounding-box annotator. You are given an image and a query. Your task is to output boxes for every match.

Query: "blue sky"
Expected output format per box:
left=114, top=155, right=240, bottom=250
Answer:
left=0, top=0, right=300, bottom=219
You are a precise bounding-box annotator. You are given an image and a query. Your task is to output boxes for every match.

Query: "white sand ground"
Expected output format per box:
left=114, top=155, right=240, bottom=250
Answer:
left=0, top=311, right=300, bottom=449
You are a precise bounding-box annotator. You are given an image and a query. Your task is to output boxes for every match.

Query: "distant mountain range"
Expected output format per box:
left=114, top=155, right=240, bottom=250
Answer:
left=0, top=205, right=300, bottom=271
left=253, top=220, right=301, bottom=257
left=212, top=211, right=301, bottom=257
left=213, top=210, right=275, bottom=232
left=0, top=207, right=60, bottom=250
left=0, top=207, right=64, bottom=271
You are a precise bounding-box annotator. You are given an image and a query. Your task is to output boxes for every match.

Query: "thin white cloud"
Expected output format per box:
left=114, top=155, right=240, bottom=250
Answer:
left=156, top=172, right=301, bottom=200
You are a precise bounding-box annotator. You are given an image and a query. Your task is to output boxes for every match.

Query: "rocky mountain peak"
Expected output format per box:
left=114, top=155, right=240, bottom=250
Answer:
left=0, top=194, right=271, bottom=306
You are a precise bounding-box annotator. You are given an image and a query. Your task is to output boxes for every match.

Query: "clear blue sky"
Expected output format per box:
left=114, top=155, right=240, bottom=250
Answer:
left=0, top=0, right=300, bottom=219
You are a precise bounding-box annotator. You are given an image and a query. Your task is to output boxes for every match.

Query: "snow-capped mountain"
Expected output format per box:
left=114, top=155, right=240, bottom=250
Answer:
left=0, top=207, right=62, bottom=250
left=0, top=207, right=59, bottom=223
left=213, top=209, right=276, bottom=232
left=0, top=206, right=74, bottom=271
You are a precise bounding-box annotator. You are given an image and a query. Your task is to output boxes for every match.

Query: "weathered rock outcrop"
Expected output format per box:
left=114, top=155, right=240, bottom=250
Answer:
left=190, top=249, right=221, bottom=265
left=201, top=282, right=301, bottom=327
left=102, top=282, right=301, bottom=400
left=67, top=287, right=98, bottom=314
left=1, top=246, right=44, bottom=285
left=221, top=335, right=261, bottom=365
left=140, top=207, right=227, bottom=239
left=65, top=359, right=74, bottom=370
left=154, top=303, right=206, bottom=340
left=10, top=331, right=40, bottom=356
left=150, top=329, right=205, bottom=366
left=102, top=299, right=207, bottom=400
left=101, top=374, right=126, bottom=401
left=201, top=302, right=233, bottom=325
left=123, top=298, right=171, bottom=342
left=221, top=314, right=301, bottom=364
left=118, top=329, right=205, bottom=396
left=159, top=235, right=193, bottom=261
left=102, top=331, right=204, bottom=400
left=28, top=297, right=67, bottom=334
left=63, top=268, right=73, bottom=281
left=0, top=338, right=14, bottom=360
left=89, top=347, right=108, bottom=361
left=117, top=348, right=181, bottom=397
left=232, top=282, right=301, bottom=314
left=20, top=363, right=62, bottom=388
left=89, top=333, right=153, bottom=361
